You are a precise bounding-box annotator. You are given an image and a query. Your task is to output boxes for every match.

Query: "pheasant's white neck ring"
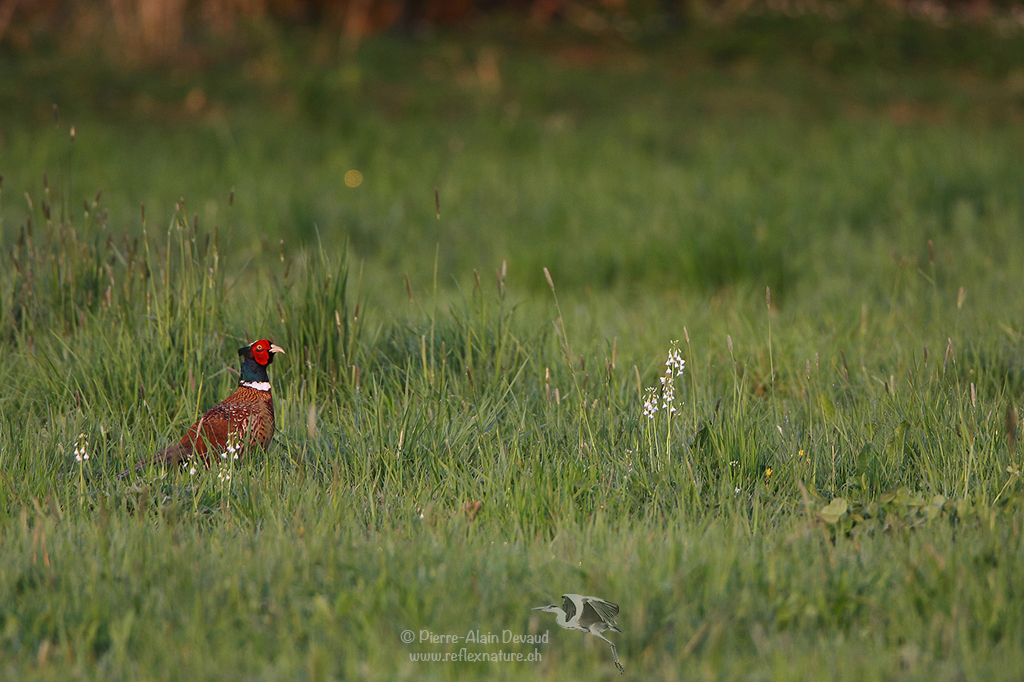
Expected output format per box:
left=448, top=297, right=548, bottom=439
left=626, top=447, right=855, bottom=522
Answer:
left=241, top=381, right=272, bottom=392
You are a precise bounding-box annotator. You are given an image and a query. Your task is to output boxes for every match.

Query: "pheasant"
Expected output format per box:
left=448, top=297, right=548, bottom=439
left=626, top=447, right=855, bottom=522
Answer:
left=122, top=339, right=284, bottom=477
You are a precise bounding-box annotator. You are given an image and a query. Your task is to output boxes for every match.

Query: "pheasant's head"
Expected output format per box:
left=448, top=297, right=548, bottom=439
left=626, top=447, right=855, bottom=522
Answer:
left=238, top=340, right=285, bottom=388
left=240, top=339, right=285, bottom=366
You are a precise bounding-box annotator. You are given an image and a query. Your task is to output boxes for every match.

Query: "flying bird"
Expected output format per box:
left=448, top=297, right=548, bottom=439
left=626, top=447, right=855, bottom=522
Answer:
left=121, top=339, right=284, bottom=477
left=534, top=594, right=624, bottom=674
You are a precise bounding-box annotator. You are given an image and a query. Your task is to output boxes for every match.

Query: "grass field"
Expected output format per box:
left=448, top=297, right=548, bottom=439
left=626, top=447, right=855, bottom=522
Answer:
left=3, top=23, right=1024, bottom=680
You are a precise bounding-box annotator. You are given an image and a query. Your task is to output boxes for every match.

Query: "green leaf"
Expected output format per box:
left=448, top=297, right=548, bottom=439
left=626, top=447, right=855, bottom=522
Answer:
left=884, top=421, right=910, bottom=469
left=820, top=497, right=848, bottom=524
left=855, top=442, right=875, bottom=475
left=818, top=394, right=836, bottom=420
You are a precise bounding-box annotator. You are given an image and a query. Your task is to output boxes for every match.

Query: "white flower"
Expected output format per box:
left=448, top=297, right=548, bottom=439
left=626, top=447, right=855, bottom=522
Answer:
left=666, top=344, right=686, bottom=376
left=642, top=387, right=659, bottom=418
left=641, top=340, right=688, bottom=418
left=73, top=434, right=89, bottom=462
left=189, top=467, right=197, bottom=475
left=661, top=381, right=675, bottom=410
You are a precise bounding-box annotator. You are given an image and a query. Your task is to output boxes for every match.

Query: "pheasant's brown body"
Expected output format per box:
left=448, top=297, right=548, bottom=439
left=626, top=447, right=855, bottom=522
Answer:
left=122, top=339, right=284, bottom=477
left=176, top=384, right=276, bottom=462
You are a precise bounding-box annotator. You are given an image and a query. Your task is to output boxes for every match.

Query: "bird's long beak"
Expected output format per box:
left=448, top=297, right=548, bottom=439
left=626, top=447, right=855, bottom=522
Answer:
left=270, top=343, right=285, bottom=355
left=532, top=606, right=550, bottom=611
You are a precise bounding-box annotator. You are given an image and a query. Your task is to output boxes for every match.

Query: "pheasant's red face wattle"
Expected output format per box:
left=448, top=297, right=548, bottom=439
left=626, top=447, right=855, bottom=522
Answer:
left=251, top=339, right=272, bottom=366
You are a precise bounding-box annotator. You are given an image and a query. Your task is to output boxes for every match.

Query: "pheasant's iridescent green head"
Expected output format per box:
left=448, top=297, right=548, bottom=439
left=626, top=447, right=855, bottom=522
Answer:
left=239, top=339, right=285, bottom=366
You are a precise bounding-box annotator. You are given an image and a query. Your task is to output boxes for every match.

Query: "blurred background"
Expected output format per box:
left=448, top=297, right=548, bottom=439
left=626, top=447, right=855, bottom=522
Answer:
left=4, top=0, right=1024, bottom=61
left=2, top=0, right=1024, bottom=305
left=4, top=0, right=1024, bottom=60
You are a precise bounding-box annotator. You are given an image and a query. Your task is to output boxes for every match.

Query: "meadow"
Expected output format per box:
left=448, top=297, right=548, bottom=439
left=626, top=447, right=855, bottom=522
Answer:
left=3, top=22, right=1024, bottom=680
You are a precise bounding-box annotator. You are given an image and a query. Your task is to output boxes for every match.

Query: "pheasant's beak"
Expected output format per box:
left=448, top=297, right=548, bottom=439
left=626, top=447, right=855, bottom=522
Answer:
left=269, top=344, right=285, bottom=355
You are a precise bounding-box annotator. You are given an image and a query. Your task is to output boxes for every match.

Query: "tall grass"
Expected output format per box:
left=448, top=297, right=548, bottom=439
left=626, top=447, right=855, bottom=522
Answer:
left=3, top=156, right=1024, bottom=527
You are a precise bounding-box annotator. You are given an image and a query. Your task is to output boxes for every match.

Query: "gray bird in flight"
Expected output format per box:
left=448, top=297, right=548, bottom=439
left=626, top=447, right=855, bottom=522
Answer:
left=534, top=594, right=624, bottom=674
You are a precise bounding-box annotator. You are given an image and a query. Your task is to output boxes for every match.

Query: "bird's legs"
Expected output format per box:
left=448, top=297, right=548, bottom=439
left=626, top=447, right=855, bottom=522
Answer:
left=593, top=631, right=624, bottom=674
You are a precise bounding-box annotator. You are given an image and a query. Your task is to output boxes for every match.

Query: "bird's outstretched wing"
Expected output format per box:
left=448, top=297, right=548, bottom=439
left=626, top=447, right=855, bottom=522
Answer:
left=561, top=595, right=577, bottom=623
left=583, top=597, right=620, bottom=624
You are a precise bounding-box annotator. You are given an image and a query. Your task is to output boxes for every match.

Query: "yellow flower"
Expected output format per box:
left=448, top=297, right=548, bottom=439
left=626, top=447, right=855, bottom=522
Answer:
left=765, top=467, right=773, bottom=480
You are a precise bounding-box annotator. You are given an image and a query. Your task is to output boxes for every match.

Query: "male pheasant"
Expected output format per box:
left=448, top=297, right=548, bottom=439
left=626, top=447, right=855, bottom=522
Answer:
left=123, top=339, right=284, bottom=476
